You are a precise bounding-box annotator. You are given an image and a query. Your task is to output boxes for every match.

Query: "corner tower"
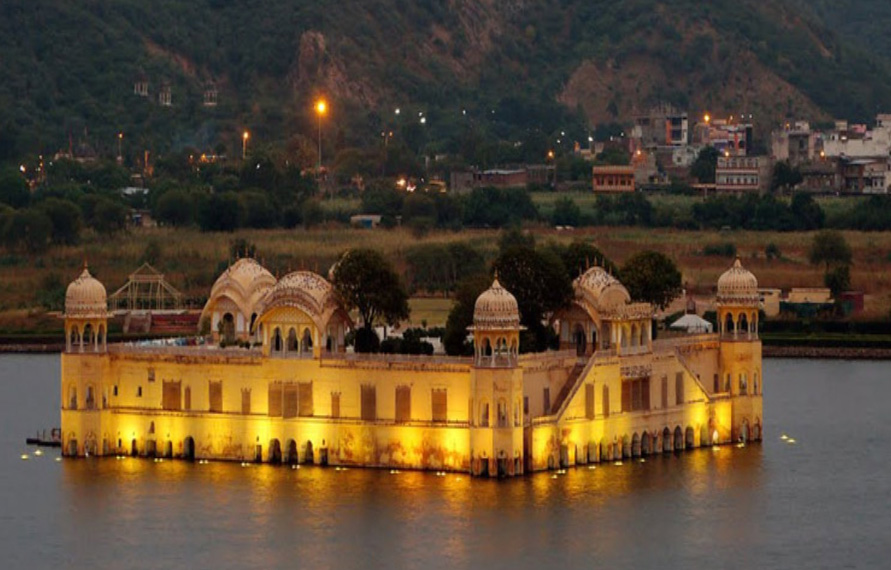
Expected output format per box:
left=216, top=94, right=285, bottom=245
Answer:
left=716, top=257, right=763, bottom=442
left=61, top=266, right=111, bottom=457
left=468, top=277, right=524, bottom=477
left=64, top=266, right=110, bottom=354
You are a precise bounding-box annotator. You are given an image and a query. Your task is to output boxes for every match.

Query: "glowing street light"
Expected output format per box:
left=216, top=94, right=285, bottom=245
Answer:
left=242, top=131, right=250, bottom=160
left=704, top=113, right=711, bottom=124
left=316, top=99, right=327, bottom=177
left=117, top=132, right=123, bottom=163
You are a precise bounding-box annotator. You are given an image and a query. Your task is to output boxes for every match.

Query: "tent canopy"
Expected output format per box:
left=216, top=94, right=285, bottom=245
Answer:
left=669, top=313, right=713, bottom=333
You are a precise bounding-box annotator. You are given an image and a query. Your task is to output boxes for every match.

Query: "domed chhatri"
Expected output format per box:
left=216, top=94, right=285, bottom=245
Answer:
left=472, top=278, right=520, bottom=330
left=717, top=258, right=759, bottom=306
left=65, top=267, right=109, bottom=318
left=63, top=265, right=109, bottom=353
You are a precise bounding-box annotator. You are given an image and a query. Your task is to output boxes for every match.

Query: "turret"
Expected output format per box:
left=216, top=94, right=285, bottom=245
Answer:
left=64, top=265, right=109, bottom=354
left=716, top=257, right=763, bottom=442
left=468, top=277, right=521, bottom=368
left=468, top=277, right=525, bottom=477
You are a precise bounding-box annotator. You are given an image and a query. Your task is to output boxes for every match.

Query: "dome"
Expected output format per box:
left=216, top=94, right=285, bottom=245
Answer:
left=717, top=258, right=759, bottom=305
left=65, top=267, right=108, bottom=318
left=210, top=258, right=275, bottom=300
left=472, top=278, right=520, bottom=330
left=576, top=266, right=630, bottom=309
left=256, top=270, right=336, bottom=321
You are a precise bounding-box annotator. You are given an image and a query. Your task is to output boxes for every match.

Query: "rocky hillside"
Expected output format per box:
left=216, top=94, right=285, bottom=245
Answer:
left=1, top=0, right=889, bottom=160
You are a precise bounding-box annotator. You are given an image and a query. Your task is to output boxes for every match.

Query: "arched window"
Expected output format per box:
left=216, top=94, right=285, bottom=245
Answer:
left=68, top=385, right=78, bottom=410
left=83, top=324, right=94, bottom=348
left=739, top=373, right=748, bottom=395
left=68, top=326, right=79, bottom=352
left=497, top=399, right=508, bottom=427
left=724, top=373, right=731, bottom=392
left=724, top=313, right=734, bottom=335
left=302, top=328, right=313, bottom=353
left=480, top=402, right=490, bottom=427
left=754, top=372, right=760, bottom=395
left=85, top=385, right=95, bottom=410
left=273, top=328, right=283, bottom=353
left=287, top=328, right=298, bottom=352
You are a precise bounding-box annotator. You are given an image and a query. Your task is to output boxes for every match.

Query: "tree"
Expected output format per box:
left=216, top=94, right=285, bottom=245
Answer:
left=3, top=208, right=52, bottom=253
left=199, top=192, right=240, bottom=232
left=494, top=241, right=572, bottom=352
left=92, top=198, right=129, bottom=235
left=690, top=147, right=720, bottom=184
left=824, top=265, right=851, bottom=297
left=154, top=189, right=197, bottom=227
left=620, top=251, right=682, bottom=309
left=551, top=196, right=580, bottom=226
left=547, top=240, right=618, bottom=280
left=790, top=193, right=825, bottom=230
left=771, top=161, right=803, bottom=193
left=809, top=230, right=852, bottom=271
left=0, top=168, right=30, bottom=209
left=443, top=274, right=491, bottom=356
left=38, top=198, right=82, bottom=245
left=331, top=249, right=410, bottom=352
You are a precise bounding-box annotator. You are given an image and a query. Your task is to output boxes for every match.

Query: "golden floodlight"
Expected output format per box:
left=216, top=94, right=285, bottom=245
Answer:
left=316, top=100, right=327, bottom=116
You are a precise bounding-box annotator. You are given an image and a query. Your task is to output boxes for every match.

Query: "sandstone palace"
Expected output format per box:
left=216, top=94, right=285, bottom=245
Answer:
left=60, top=256, right=763, bottom=477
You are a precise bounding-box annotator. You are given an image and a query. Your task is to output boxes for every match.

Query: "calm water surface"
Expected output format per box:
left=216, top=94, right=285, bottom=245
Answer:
left=0, top=355, right=888, bottom=569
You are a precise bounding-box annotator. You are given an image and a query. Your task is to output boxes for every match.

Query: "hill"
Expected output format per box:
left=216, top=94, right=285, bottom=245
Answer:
left=1, top=0, right=891, bottom=163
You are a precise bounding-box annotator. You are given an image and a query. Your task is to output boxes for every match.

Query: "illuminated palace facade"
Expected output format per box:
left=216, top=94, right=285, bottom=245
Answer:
left=60, top=257, right=763, bottom=477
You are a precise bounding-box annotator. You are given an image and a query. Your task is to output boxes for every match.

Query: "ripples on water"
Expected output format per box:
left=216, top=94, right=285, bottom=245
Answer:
left=1, top=355, right=888, bottom=569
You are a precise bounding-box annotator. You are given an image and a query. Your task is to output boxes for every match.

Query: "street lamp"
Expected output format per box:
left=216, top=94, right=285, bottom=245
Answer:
left=242, top=131, right=249, bottom=161
left=316, top=99, right=327, bottom=177
left=117, top=132, right=123, bottom=163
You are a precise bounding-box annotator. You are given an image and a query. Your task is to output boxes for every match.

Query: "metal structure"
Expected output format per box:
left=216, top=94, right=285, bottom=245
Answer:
left=108, top=263, right=183, bottom=312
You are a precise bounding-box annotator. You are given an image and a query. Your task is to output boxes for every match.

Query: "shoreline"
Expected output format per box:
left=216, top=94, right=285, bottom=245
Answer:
left=4, top=342, right=891, bottom=360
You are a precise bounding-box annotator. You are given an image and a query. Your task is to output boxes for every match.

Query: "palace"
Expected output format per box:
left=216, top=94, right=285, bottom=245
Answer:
left=60, top=256, right=762, bottom=477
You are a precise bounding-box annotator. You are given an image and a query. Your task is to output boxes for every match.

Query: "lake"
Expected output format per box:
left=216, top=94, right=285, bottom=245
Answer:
left=0, top=355, right=887, bottom=569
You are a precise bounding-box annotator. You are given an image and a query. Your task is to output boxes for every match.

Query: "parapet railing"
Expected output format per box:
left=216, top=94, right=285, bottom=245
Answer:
left=108, top=343, right=262, bottom=359
left=655, top=333, right=720, bottom=350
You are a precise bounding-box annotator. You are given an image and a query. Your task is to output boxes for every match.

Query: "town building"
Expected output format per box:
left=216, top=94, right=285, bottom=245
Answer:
left=715, top=156, right=770, bottom=193
left=632, top=103, right=688, bottom=148
left=203, top=82, right=218, bottom=107
left=60, top=257, right=763, bottom=477
left=839, top=157, right=890, bottom=194
left=158, top=81, right=172, bottom=107
left=693, top=118, right=753, bottom=156
left=592, top=165, right=636, bottom=193
left=770, top=121, right=818, bottom=165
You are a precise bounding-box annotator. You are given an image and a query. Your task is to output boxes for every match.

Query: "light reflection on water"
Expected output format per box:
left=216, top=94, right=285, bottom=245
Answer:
left=1, top=355, right=889, bottom=570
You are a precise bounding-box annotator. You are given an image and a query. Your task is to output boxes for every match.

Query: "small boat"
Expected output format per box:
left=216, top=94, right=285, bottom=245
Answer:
left=25, top=428, right=62, bottom=448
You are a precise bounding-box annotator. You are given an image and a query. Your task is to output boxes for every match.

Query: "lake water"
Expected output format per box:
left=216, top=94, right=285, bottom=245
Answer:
left=0, top=354, right=888, bottom=569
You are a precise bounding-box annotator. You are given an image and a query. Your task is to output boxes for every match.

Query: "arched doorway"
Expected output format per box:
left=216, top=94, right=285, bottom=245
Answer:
left=685, top=427, right=695, bottom=449
left=183, top=437, right=195, bottom=461
left=221, top=313, right=235, bottom=343
left=287, top=439, right=298, bottom=464
left=740, top=420, right=750, bottom=443
left=131, top=439, right=138, bottom=457
left=67, top=438, right=78, bottom=456
left=302, top=328, right=313, bottom=355
left=304, top=440, right=314, bottom=464
left=632, top=433, right=641, bottom=457
left=753, top=420, right=762, bottom=441
left=641, top=432, right=651, bottom=455
left=273, top=328, right=283, bottom=353
left=674, top=426, right=684, bottom=450
left=164, top=440, right=173, bottom=458
left=573, top=325, right=586, bottom=356
left=662, top=427, right=672, bottom=452
left=269, top=439, right=282, bottom=464
left=287, top=328, right=299, bottom=352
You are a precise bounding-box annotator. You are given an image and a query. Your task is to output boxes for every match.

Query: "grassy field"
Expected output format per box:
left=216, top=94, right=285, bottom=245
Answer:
left=3, top=220, right=891, bottom=330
